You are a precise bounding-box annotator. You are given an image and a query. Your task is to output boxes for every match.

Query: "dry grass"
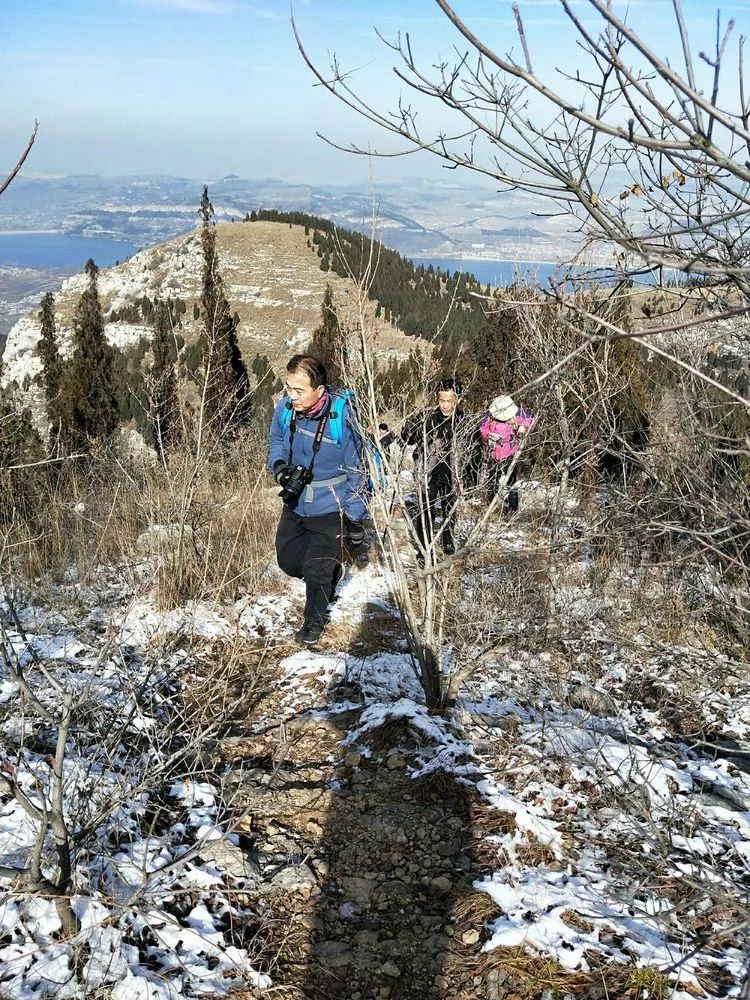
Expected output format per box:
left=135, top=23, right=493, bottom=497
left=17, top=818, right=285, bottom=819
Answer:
left=479, top=946, right=676, bottom=999
left=0, top=428, right=279, bottom=609
left=353, top=714, right=419, bottom=752
left=622, top=967, right=671, bottom=999
left=224, top=892, right=315, bottom=995
left=560, top=909, right=595, bottom=934
left=515, top=842, right=560, bottom=868
left=453, top=890, right=502, bottom=926
left=411, top=768, right=466, bottom=804
left=182, top=634, right=281, bottom=734
left=475, top=935, right=701, bottom=1000
left=344, top=605, right=404, bottom=656
left=479, top=946, right=592, bottom=996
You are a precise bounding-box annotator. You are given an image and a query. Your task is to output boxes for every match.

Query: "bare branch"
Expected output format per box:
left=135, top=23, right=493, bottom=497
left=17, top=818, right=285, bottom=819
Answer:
left=0, top=121, right=38, bottom=197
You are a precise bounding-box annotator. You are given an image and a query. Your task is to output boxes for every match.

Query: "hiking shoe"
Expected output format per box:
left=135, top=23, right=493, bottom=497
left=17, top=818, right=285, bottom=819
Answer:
left=294, top=621, right=325, bottom=645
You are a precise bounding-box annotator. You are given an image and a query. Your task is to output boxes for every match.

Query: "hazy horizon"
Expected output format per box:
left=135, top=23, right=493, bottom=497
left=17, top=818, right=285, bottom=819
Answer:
left=2, top=0, right=727, bottom=187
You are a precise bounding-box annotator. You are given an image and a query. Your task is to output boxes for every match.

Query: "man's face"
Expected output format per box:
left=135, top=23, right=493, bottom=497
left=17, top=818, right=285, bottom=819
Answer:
left=285, top=371, right=325, bottom=412
left=437, top=390, right=458, bottom=417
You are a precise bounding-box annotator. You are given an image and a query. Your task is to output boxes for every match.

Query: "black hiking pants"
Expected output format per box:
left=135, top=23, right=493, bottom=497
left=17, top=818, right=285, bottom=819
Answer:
left=487, top=460, right=519, bottom=514
left=411, top=470, right=457, bottom=554
left=275, top=507, right=344, bottom=626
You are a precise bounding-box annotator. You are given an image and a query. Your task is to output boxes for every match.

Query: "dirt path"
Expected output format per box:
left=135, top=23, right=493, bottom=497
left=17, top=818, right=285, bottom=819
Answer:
left=216, top=577, right=496, bottom=1000
left=223, top=715, right=490, bottom=998
left=204, top=549, right=750, bottom=1000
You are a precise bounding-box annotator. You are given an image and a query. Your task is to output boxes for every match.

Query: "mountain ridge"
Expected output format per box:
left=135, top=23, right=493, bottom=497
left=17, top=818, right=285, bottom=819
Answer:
left=0, top=219, right=424, bottom=419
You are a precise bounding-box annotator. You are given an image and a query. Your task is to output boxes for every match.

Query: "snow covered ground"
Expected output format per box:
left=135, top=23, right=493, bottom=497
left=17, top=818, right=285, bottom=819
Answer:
left=1, top=517, right=749, bottom=997
left=0, top=576, right=274, bottom=999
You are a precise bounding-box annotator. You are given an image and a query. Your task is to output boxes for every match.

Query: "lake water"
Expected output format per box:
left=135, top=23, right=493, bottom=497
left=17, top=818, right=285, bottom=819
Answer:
left=411, top=256, right=669, bottom=288
left=0, top=232, right=139, bottom=270
left=411, top=257, right=562, bottom=287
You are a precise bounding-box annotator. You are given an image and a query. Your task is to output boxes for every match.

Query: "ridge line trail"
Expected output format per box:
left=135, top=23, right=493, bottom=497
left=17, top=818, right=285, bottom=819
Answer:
left=218, top=510, right=750, bottom=999
left=219, top=551, right=493, bottom=999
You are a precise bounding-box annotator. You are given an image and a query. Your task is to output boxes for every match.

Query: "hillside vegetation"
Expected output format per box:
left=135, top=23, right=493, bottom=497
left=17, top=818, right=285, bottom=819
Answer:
left=1, top=219, right=422, bottom=410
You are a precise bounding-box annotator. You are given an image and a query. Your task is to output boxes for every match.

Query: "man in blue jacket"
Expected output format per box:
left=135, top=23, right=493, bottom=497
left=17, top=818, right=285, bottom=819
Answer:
left=268, top=354, right=367, bottom=644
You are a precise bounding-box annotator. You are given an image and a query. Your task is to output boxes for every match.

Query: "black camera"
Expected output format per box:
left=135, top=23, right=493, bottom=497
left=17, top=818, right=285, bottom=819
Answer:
left=279, top=464, right=313, bottom=506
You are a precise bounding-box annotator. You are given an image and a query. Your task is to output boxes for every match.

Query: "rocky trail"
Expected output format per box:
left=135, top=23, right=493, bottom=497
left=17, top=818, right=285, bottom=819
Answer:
left=2, top=520, right=750, bottom=999
left=188, top=543, right=750, bottom=1000
left=222, top=707, right=483, bottom=999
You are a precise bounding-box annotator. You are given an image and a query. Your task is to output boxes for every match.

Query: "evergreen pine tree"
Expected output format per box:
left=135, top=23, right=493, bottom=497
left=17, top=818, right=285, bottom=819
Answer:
left=250, top=353, right=279, bottom=417
left=0, top=359, right=44, bottom=520
left=60, top=259, right=119, bottom=452
left=309, top=284, right=344, bottom=385
left=461, top=297, right=522, bottom=409
left=199, top=186, right=251, bottom=432
left=150, top=300, right=179, bottom=457
left=37, top=292, right=63, bottom=430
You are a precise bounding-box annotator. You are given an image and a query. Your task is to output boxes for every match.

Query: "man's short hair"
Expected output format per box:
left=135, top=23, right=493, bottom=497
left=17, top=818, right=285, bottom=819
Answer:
left=437, top=377, right=462, bottom=396
left=287, top=354, right=327, bottom=388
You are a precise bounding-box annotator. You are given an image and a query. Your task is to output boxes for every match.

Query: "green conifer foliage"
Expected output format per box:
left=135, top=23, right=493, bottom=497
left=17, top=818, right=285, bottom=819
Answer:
left=309, top=284, right=344, bottom=385
left=198, top=187, right=251, bottom=432
left=0, top=359, right=44, bottom=521
left=37, top=292, right=62, bottom=428
left=60, top=259, right=119, bottom=452
left=250, top=353, right=279, bottom=417
left=462, top=296, right=523, bottom=408
left=150, top=300, right=180, bottom=457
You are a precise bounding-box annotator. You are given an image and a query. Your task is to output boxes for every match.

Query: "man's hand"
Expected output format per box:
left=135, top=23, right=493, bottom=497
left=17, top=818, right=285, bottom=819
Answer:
left=273, top=461, right=293, bottom=486
left=344, top=516, right=366, bottom=549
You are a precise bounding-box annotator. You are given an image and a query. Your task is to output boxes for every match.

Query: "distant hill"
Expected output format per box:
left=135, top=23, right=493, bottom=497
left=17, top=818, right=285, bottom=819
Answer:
left=0, top=172, right=574, bottom=261
left=0, top=219, right=428, bottom=419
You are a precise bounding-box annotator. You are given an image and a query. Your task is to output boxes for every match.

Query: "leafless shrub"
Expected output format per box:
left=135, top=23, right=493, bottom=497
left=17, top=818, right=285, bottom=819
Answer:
left=0, top=425, right=278, bottom=612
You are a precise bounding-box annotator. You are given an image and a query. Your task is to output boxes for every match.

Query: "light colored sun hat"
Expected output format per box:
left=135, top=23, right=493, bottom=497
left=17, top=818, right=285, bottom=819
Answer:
left=489, top=395, right=518, bottom=422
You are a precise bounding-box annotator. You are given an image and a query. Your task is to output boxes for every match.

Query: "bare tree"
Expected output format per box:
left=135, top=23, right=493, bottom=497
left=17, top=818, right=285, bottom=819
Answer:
left=294, top=1, right=750, bottom=316
left=322, top=221, right=525, bottom=709
left=291, top=0, right=750, bottom=713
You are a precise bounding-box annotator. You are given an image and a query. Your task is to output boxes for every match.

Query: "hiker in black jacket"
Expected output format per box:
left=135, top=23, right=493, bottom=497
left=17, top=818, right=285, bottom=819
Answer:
left=401, top=378, right=480, bottom=558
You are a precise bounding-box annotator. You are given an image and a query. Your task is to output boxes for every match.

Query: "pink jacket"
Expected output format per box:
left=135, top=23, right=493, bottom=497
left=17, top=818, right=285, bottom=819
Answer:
left=480, top=410, right=535, bottom=461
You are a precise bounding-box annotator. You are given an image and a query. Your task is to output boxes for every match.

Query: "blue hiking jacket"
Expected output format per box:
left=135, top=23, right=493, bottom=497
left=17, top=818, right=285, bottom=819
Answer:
left=267, top=393, right=367, bottom=521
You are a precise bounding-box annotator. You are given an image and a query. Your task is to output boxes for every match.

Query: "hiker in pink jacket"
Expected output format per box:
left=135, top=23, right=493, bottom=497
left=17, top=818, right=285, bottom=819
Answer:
left=479, top=394, right=535, bottom=514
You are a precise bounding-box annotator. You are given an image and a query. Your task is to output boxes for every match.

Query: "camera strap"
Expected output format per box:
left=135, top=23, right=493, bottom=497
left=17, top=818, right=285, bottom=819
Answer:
left=288, top=397, right=332, bottom=475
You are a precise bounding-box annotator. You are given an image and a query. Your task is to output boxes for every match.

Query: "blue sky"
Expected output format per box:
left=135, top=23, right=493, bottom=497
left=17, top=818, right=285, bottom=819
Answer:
left=1, top=0, right=745, bottom=186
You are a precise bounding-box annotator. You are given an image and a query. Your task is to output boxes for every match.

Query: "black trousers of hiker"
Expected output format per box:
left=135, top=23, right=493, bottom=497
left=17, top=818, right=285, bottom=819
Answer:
left=487, top=460, right=519, bottom=514
left=411, top=469, right=457, bottom=554
left=275, top=506, right=344, bottom=626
